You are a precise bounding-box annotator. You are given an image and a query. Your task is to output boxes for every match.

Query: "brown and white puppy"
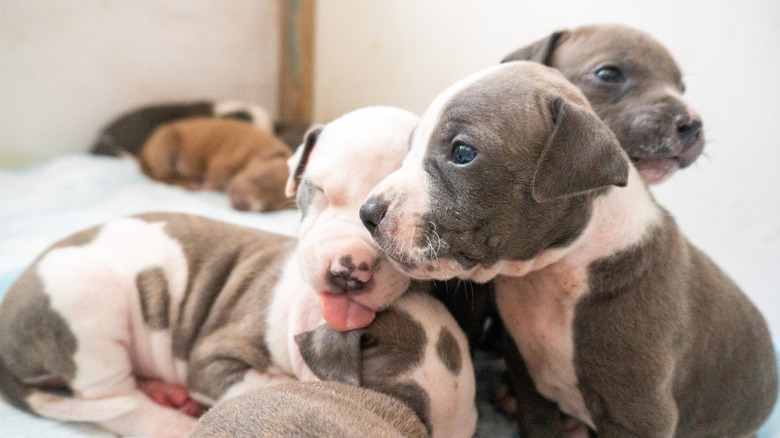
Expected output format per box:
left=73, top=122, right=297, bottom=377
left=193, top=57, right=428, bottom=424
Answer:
left=0, top=107, right=477, bottom=438
left=139, top=117, right=293, bottom=212
left=360, top=62, right=778, bottom=437
left=192, top=381, right=429, bottom=438
left=503, top=24, right=704, bottom=185
left=91, top=100, right=274, bottom=157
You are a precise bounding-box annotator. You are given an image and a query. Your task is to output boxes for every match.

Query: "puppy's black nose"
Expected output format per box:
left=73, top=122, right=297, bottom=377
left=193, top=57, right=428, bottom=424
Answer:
left=675, top=113, right=703, bottom=145
left=360, top=196, right=388, bottom=235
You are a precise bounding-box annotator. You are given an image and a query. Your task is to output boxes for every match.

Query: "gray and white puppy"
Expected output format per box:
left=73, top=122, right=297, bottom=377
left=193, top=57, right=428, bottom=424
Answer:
left=503, top=24, right=704, bottom=185
left=191, top=381, right=429, bottom=438
left=0, top=107, right=477, bottom=438
left=360, top=62, right=777, bottom=437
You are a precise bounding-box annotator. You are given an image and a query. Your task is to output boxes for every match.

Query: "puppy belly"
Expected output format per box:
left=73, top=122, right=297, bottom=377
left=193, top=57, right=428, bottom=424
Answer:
left=495, top=275, right=595, bottom=429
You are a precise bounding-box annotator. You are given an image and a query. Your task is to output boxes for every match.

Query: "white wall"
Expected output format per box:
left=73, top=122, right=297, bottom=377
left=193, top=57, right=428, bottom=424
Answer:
left=314, top=0, right=780, bottom=338
left=0, top=1, right=279, bottom=167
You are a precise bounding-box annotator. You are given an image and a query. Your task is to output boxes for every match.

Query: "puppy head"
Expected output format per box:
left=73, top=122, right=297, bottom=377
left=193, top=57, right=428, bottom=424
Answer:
left=503, top=24, right=704, bottom=184
left=295, top=288, right=477, bottom=438
left=361, top=62, right=627, bottom=282
left=285, top=106, right=419, bottom=331
left=226, top=156, right=294, bottom=212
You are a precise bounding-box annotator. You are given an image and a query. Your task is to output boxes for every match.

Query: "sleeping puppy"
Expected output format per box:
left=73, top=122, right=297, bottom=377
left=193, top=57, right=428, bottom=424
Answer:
left=502, top=24, right=704, bottom=185
left=139, top=117, right=293, bottom=212
left=360, top=62, right=777, bottom=437
left=0, top=107, right=477, bottom=438
left=91, top=100, right=274, bottom=157
left=191, top=381, right=429, bottom=438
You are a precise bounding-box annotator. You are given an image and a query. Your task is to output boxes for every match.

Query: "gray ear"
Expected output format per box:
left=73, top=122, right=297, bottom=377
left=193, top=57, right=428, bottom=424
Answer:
left=284, top=124, right=323, bottom=197
left=295, top=324, right=362, bottom=387
left=532, top=98, right=629, bottom=203
left=501, top=30, right=568, bottom=65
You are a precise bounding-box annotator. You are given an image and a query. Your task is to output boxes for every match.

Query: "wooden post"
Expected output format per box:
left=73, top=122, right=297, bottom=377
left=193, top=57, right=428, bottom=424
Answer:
left=278, top=0, right=314, bottom=126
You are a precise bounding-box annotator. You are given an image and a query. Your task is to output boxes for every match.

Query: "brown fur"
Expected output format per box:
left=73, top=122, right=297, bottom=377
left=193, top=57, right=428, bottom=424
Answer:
left=139, top=118, right=293, bottom=212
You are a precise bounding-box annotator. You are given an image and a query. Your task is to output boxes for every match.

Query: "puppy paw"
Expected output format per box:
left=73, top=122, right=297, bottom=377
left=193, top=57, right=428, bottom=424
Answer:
left=491, top=381, right=518, bottom=418
left=137, top=378, right=205, bottom=417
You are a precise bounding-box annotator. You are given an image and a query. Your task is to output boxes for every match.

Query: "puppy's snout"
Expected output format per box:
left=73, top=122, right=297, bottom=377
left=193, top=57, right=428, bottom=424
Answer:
left=675, top=113, right=703, bottom=146
left=329, top=256, right=372, bottom=292
left=360, top=196, right=389, bottom=235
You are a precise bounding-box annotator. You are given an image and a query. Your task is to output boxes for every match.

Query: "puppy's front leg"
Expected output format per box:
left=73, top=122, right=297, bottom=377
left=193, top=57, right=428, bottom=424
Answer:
left=503, top=334, right=576, bottom=438
left=186, top=336, right=296, bottom=405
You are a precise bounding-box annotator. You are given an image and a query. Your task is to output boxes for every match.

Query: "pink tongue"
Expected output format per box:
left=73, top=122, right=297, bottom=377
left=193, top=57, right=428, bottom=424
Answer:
left=319, top=293, right=376, bottom=331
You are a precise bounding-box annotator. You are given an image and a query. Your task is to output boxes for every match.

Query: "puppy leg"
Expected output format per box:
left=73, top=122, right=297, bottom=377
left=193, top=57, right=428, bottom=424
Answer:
left=96, top=391, right=197, bottom=438
left=503, top=334, right=574, bottom=438
left=203, top=145, right=254, bottom=190
left=186, top=335, right=298, bottom=405
left=226, top=156, right=291, bottom=212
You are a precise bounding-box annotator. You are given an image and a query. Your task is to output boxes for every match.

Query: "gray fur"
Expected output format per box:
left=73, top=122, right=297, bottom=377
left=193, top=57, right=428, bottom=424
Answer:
left=295, top=325, right=362, bottom=387
left=435, top=327, right=462, bottom=376
left=136, top=267, right=171, bottom=330
left=502, top=24, right=705, bottom=183
left=367, top=62, right=777, bottom=436
left=191, top=381, right=429, bottom=438
left=0, top=268, right=77, bottom=412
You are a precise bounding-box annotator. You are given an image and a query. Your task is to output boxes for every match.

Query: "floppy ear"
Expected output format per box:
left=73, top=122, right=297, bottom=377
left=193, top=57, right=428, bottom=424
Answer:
left=532, top=98, right=629, bottom=203
left=284, top=124, right=323, bottom=197
left=501, top=30, right=568, bottom=65
left=294, top=324, right=362, bottom=387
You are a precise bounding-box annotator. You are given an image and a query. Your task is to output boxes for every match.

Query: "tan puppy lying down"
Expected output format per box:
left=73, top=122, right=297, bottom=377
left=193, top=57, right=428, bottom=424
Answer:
left=140, top=117, right=293, bottom=212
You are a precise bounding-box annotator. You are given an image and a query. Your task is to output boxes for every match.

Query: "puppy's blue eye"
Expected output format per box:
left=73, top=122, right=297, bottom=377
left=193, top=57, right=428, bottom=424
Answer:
left=595, top=66, right=624, bottom=83
left=452, top=141, right=478, bottom=165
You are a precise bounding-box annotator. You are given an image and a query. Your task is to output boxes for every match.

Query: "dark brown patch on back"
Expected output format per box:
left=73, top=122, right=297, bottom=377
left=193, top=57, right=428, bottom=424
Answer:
left=136, top=267, right=171, bottom=330
left=436, top=327, right=462, bottom=375
left=360, top=308, right=426, bottom=380
left=359, top=308, right=431, bottom=433
left=0, top=267, right=77, bottom=409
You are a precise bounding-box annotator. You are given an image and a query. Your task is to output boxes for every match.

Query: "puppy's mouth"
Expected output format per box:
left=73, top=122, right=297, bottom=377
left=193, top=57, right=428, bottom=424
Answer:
left=630, top=156, right=682, bottom=184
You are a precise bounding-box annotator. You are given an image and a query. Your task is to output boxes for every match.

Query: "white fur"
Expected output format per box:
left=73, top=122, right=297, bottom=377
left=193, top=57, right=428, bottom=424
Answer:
left=212, top=100, right=273, bottom=132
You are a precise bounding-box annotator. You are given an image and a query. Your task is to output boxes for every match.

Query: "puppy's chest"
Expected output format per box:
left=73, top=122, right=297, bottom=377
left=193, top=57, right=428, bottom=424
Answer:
left=494, top=265, right=595, bottom=427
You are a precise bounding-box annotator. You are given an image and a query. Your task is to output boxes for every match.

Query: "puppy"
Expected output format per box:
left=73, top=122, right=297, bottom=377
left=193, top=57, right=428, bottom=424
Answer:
left=0, top=107, right=477, bottom=438
left=503, top=24, right=704, bottom=185
left=191, top=381, right=428, bottom=438
left=360, top=62, right=777, bottom=437
left=139, top=117, right=293, bottom=212
left=91, top=100, right=273, bottom=157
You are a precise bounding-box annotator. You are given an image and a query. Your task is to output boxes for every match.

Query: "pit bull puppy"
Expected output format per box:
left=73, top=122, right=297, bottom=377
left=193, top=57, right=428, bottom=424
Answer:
left=191, top=381, right=429, bottom=438
left=139, top=118, right=293, bottom=212
left=91, top=100, right=273, bottom=157
left=360, top=62, right=777, bottom=437
left=0, top=107, right=478, bottom=438
left=503, top=24, right=705, bottom=185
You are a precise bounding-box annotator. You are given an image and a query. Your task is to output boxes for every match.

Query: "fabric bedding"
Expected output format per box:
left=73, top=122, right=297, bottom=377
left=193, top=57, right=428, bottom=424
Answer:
left=0, top=155, right=776, bottom=437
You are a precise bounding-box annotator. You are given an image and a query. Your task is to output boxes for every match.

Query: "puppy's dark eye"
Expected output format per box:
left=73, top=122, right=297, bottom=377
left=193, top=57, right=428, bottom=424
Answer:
left=451, top=141, right=478, bottom=165
left=595, top=66, right=624, bottom=83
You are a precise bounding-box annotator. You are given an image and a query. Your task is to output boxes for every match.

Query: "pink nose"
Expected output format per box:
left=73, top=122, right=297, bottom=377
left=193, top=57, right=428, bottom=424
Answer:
left=329, top=255, right=373, bottom=292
